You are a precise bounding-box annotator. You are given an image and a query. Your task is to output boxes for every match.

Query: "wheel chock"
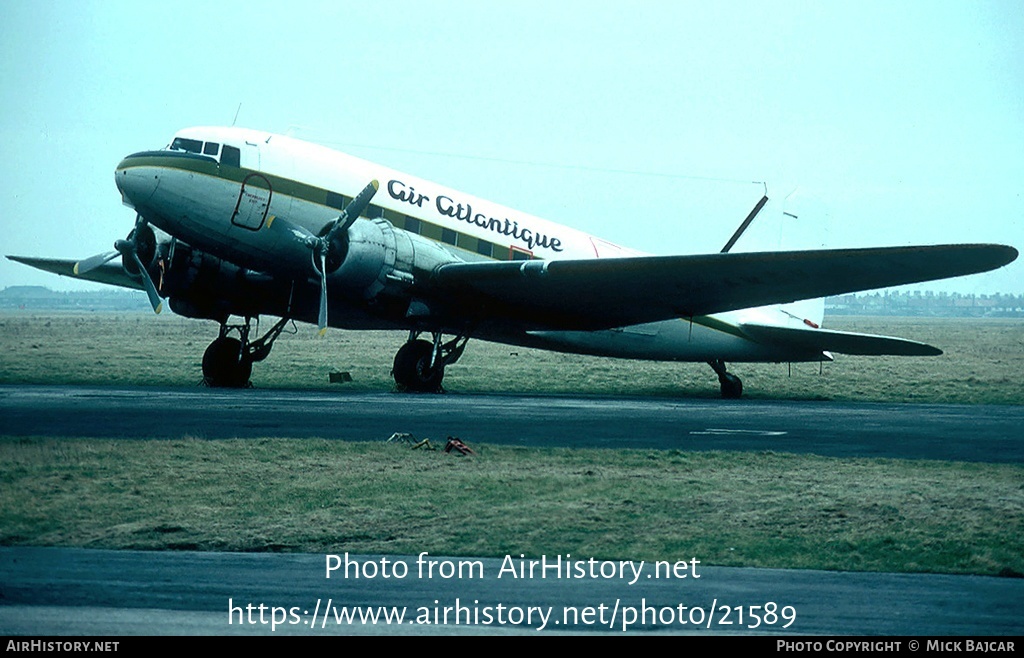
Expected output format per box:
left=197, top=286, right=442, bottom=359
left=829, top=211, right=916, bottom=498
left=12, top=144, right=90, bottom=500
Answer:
left=444, top=436, right=476, bottom=456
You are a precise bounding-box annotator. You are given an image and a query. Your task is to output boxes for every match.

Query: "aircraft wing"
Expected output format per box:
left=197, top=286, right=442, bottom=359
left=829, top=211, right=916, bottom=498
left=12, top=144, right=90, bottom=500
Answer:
left=431, top=244, right=1017, bottom=330
left=6, top=256, right=146, bottom=291
left=739, top=322, right=942, bottom=356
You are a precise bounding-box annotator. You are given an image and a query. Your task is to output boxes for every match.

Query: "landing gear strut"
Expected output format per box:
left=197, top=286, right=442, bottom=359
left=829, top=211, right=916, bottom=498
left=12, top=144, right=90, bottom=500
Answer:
left=202, top=317, right=292, bottom=388
left=708, top=359, right=743, bottom=399
left=392, top=331, right=469, bottom=392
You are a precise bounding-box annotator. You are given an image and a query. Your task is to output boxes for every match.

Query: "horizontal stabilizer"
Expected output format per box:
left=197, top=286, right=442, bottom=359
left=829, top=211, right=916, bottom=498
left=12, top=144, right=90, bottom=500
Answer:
left=740, top=322, right=942, bottom=356
left=6, top=256, right=145, bottom=292
left=432, top=244, right=1017, bottom=331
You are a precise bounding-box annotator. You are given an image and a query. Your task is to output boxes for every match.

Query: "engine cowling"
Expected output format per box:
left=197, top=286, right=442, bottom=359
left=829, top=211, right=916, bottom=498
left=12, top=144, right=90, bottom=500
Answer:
left=327, top=217, right=459, bottom=299
left=161, top=240, right=291, bottom=322
left=122, top=223, right=157, bottom=277
left=159, top=216, right=461, bottom=325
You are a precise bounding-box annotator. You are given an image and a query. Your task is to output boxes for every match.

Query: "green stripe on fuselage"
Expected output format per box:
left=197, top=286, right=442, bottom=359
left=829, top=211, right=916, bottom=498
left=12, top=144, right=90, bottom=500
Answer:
left=120, top=153, right=748, bottom=336
left=119, top=152, right=338, bottom=207
left=118, top=151, right=534, bottom=263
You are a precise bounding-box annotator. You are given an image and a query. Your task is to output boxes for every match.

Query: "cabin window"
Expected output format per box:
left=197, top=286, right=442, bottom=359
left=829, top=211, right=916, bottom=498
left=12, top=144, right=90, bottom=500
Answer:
left=170, top=137, right=203, bottom=154
left=476, top=240, right=494, bottom=257
left=441, top=228, right=457, bottom=245
left=325, top=191, right=348, bottom=210
left=404, top=217, right=421, bottom=234
left=221, top=145, right=241, bottom=167
left=203, top=141, right=220, bottom=156
left=419, top=223, right=442, bottom=241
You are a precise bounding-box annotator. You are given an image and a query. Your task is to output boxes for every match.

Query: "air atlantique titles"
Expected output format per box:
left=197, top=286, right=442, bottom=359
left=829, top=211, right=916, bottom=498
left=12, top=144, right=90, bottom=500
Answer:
left=387, top=179, right=564, bottom=254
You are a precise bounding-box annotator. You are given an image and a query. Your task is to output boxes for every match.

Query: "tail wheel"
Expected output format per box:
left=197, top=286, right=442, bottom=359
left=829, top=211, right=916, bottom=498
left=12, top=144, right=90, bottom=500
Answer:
left=393, top=339, right=444, bottom=392
left=720, top=373, right=743, bottom=399
left=202, top=337, right=252, bottom=388
left=708, top=359, right=743, bottom=399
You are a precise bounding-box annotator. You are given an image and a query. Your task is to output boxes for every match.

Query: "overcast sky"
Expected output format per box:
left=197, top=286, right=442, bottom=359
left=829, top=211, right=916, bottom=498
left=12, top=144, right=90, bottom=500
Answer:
left=2, top=0, right=1022, bottom=294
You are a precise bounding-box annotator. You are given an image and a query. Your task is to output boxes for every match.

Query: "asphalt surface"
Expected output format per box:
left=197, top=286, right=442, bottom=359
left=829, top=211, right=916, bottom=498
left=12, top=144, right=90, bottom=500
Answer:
left=1, top=384, right=1022, bottom=635
left=1, top=384, right=1022, bottom=462
left=1, top=547, right=1021, bottom=635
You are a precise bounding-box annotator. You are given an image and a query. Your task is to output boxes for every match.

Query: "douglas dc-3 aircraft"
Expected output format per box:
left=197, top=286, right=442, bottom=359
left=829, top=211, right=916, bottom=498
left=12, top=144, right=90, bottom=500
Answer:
left=8, top=127, right=1018, bottom=397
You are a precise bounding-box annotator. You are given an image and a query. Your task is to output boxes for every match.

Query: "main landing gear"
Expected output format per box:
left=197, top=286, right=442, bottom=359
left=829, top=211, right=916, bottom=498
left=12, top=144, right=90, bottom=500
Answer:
left=392, top=331, right=469, bottom=392
left=708, top=359, right=743, bottom=399
left=202, top=317, right=292, bottom=388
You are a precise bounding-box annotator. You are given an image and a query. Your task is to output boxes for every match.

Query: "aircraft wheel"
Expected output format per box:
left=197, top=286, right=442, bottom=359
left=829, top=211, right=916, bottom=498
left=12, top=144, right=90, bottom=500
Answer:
left=202, top=337, right=252, bottom=388
left=393, top=339, right=444, bottom=392
left=720, top=373, right=743, bottom=399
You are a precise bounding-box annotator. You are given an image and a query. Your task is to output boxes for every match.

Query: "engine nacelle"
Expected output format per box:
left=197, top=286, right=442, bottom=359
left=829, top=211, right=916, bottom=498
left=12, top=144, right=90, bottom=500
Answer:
left=156, top=217, right=462, bottom=325
left=327, top=217, right=459, bottom=299
left=161, top=240, right=291, bottom=322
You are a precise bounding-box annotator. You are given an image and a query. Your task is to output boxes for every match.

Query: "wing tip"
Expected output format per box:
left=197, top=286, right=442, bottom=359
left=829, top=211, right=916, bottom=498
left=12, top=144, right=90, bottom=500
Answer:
left=940, top=243, right=1018, bottom=274
left=996, top=244, right=1019, bottom=267
left=963, top=243, right=1018, bottom=270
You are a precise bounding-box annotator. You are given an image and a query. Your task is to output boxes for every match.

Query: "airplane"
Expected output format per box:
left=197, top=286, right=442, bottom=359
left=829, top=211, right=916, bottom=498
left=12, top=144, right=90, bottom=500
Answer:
left=7, top=126, right=1018, bottom=398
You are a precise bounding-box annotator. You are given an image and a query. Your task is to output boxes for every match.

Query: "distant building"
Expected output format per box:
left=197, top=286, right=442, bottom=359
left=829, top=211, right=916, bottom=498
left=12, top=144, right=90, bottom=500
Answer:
left=3, top=285, right=1022, bottom=317
left=825, top=291, right=1024, bottom=318
left=0, top=286, right=149, bottom=312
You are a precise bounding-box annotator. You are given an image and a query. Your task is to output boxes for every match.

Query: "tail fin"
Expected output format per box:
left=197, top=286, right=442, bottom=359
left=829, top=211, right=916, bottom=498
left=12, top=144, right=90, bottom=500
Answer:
left=770, top=187, right=832, bottom=251
left=725, top=187, right=833, bottom=252
left=729, top=187, right=832, bottom=328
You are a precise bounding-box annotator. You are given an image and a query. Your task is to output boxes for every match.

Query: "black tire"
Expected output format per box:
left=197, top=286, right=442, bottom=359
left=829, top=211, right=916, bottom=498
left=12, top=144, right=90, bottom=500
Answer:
left=393, top=339, right=444, bottom=392
left=720, top=373, right=743, bottom=399
left=202, top=337, right=252, bottom=388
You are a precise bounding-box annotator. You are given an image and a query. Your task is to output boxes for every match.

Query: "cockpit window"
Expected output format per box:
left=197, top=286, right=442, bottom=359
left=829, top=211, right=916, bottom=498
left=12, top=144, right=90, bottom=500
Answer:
left=170, top=137, right=203, bottom=154
left=167, top=137, right=239, bottom=167
left=221, top=145, right=240, bottom=167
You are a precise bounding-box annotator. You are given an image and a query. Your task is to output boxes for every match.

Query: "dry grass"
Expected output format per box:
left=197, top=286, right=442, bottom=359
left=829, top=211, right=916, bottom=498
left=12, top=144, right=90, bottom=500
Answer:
left=1, top=437, right=1021, bottom=576
left=0, top=312, right=1021, bottom=403
left=1, top=312, right=1021, bottom=576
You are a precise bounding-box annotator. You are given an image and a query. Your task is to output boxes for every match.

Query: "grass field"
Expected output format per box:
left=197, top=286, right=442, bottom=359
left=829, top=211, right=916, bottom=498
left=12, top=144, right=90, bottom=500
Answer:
left=1, top=312, right=1022, bottom=403
left=0, top=311, right=1021, bottom=576
left=1, top=437, right=1021, bottom=576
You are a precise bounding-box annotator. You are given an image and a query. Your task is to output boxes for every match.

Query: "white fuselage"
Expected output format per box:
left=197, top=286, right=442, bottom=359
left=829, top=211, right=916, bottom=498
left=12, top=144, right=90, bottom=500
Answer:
left=115, top=126, right=825, bottom=363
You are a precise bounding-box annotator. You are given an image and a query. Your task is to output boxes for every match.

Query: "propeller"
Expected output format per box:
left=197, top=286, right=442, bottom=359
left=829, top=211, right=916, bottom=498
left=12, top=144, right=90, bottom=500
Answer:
left=309, top=180, right=379, bottom=334
left=75, top=215, right=163, bottom=314
left=118, top=236, right=164, bottom=314
left=317, top=248, right=329, bottom=335
left=73, top=250, right=119, bottom=275
left=319, top=180, right=380, bottom=256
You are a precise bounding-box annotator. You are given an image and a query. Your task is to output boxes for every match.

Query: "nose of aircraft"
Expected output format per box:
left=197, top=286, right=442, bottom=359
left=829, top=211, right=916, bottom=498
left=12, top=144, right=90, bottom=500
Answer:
left=115, top=152, right=160, bottom=209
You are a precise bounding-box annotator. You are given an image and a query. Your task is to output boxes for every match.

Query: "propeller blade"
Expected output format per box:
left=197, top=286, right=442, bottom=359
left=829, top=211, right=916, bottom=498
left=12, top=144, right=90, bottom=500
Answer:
left=73, top=250, right=119, bottom=275
left=131, top=251, right=163, bottom=314
left=317, top=250, right=328, bottom=336
left=323, top=179, right=379, bottom=246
